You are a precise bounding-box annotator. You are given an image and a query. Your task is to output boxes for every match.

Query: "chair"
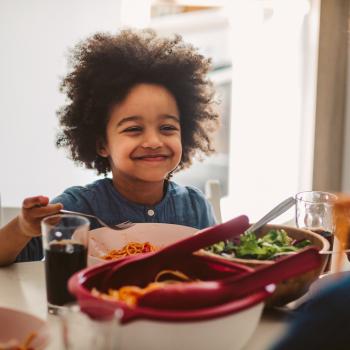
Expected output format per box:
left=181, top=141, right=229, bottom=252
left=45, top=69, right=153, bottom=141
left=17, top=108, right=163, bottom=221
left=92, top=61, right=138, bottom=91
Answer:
left=1, top=207, right=21, bottom=226
left=205, top=179, right=222, bottom=223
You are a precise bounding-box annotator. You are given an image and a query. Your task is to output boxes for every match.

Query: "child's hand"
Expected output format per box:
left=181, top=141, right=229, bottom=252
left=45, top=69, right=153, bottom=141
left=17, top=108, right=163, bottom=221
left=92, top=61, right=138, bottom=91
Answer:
left=18, top=196, right=63, bottom=237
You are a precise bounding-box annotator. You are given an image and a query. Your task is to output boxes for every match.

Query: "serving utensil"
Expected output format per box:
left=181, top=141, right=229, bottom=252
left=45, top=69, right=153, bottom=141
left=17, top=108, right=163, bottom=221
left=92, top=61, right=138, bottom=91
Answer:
left=101, top=198, right=298, bottom=289
left=247, top=196, right=295, bottom=233
left=138, top=247, right=321, bottom=310
left=60, top=209, right=135, bottom=231
left=101, top=215, right=250, bottom=290
left=69, top=252, right=270, bottom=324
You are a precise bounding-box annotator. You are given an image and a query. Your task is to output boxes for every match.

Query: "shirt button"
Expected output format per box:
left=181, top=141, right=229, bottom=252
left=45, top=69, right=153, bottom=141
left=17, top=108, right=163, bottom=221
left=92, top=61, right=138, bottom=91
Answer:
left=147, top=209, right=155, bottom=217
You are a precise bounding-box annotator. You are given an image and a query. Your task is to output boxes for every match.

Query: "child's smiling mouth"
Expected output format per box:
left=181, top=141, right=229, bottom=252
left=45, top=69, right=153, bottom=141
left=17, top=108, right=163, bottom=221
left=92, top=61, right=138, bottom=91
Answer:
left=132, top=154, right=171, bottom=162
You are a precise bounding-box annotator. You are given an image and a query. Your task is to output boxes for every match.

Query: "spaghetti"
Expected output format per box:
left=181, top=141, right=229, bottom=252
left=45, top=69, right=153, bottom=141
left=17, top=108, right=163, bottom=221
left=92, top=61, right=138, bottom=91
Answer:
left=91, top=270, right=195, bottom=307
left=0, top=331, right=37, bottom=350
left=101, top=241, right=158, bottom=261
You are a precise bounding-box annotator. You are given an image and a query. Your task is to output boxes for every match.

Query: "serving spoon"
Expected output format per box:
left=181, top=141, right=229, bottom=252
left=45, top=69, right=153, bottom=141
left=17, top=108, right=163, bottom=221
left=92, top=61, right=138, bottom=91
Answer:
left=138, top=247, right=321, bottom=310
left=246, top=196, right=295, bottom=233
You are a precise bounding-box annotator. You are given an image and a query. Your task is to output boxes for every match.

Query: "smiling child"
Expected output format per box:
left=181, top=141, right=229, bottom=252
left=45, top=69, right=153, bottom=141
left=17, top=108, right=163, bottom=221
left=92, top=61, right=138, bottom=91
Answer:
left=0, top=28, right=220, bottom=264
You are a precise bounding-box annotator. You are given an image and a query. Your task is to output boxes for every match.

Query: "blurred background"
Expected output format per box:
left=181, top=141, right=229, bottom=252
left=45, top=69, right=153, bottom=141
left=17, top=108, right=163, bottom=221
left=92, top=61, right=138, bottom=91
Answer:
left=0, top=0, right=348, bottom=223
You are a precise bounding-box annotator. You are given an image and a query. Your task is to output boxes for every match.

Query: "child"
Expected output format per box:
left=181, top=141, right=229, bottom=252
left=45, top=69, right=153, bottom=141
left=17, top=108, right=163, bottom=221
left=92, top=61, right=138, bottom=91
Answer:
left=0, top=28, right=220, bottom=265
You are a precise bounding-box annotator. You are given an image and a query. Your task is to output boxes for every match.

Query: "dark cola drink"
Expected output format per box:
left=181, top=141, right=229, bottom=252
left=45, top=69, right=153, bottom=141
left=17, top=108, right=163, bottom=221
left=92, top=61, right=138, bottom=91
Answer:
left=45, top=241, right=87, bottom=307
left=308, top=227, right=334, bottom=271
left=310, top=227, right=333, bottom=246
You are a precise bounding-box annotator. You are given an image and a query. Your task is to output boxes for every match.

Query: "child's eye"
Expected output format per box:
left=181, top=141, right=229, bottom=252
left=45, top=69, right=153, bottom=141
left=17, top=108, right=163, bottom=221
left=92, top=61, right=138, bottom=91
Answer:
left=123, top=126, right=143, bottom=133
left=160, top=125, right=179, bottom=132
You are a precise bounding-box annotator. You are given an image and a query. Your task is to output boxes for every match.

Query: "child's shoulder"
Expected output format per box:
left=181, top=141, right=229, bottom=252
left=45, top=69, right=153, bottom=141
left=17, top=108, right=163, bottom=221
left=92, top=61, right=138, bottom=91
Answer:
left=51, top=178, right=112, bottom=205
left=168, top=181, right=207, bottom=202
left=168, top=181, right=216, bottom=227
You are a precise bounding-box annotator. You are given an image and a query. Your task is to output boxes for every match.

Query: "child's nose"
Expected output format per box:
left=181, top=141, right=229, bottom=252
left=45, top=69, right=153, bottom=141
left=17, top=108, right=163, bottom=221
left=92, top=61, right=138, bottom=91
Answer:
left=141, top=131, right=163, bottom=149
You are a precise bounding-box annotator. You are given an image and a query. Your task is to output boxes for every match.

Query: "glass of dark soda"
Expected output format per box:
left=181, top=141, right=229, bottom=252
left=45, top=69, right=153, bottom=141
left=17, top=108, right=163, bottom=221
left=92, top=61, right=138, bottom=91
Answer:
left=41, top=214, right=90, bottom=314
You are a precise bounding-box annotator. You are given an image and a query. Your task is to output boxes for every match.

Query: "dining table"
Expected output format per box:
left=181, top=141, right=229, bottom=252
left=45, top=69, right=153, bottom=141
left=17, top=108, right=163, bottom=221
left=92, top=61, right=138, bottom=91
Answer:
left=0, top=261, right=291, bottom=350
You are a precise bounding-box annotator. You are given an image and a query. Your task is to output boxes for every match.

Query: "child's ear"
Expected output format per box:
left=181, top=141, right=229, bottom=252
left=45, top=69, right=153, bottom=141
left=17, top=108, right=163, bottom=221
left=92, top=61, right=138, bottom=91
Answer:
left=96, top=139, right=109, bottom=158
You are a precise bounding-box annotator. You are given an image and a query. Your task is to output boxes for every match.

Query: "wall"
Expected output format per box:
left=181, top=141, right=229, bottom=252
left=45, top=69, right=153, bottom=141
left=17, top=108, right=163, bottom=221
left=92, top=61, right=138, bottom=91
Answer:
left=341, top=3, right=350, bottom=193
left=221, top=0, right=320, bottom=222
left=313, top=0, right=349, bottom=192
left=148, top=2, right=318, bottom=224
left=0, top=0, right=122, bottom=207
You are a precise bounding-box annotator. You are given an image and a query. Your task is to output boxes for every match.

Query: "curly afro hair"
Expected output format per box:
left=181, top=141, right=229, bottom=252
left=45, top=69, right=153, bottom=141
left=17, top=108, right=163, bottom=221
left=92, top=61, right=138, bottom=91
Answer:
left=56, top=28, right=220, bottom=175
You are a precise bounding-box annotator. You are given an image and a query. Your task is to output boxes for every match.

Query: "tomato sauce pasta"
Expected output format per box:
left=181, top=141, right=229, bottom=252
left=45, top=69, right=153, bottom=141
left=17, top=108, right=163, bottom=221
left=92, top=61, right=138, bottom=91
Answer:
left=0, top=331, right=37, bottom=350
left=102, top=241, right=158, bottom=261
left=92, top=270, right=195, bottom=307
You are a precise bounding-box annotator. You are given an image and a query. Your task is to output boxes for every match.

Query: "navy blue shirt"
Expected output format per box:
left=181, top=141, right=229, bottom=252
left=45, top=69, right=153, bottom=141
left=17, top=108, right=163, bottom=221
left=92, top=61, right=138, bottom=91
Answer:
left=271, top=274, right=350, bottom=350
left=16, top=179, right=217, bottom=262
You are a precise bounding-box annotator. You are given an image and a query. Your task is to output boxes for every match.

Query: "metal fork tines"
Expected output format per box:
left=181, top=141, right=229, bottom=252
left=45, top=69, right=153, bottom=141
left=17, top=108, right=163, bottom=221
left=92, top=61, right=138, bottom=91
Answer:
left=59, top=209, right=135, bottom=230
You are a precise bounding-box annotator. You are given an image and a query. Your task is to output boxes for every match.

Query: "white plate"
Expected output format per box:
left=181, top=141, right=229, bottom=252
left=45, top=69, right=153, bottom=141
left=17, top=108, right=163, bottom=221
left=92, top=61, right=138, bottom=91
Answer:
left=88, top=223, right=198, bottom=266
left=0, top=307, right=50, bottom=349
left=309, top=271, right=350, bottom=294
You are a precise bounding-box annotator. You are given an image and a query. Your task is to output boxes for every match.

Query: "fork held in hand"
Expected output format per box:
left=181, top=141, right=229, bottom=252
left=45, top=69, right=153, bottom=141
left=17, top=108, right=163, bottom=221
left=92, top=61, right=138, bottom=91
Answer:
left=59, top=209, right=134, bottom=230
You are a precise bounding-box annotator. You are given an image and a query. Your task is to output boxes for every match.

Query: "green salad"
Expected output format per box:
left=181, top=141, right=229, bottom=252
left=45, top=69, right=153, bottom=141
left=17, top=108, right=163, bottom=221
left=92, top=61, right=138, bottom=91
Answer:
left=206, top=229, right=311, bottom=260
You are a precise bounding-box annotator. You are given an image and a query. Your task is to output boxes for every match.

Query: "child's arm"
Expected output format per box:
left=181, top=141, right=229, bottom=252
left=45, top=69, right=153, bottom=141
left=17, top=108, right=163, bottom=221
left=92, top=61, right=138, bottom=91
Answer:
left=0, top=196, right=63, bottom=266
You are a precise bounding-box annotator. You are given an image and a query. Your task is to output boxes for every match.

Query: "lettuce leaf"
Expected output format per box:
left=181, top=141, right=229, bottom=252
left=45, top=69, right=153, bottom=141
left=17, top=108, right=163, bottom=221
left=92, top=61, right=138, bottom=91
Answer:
left=206, top=229, right=311, bottom=260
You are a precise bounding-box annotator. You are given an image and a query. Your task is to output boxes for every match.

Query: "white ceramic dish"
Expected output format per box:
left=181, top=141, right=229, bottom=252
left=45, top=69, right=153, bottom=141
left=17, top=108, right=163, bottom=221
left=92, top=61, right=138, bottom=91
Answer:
left=72, top=235, right=271, bottom=350
left=0, top=307, right=50, bottom=349
left=88, top=223, right=198, bottom=266
left=71, top=253, right=269, bottom=350
left=118, top=301, right=265, bottom=350
left=309, top=271, right=350, bottom=294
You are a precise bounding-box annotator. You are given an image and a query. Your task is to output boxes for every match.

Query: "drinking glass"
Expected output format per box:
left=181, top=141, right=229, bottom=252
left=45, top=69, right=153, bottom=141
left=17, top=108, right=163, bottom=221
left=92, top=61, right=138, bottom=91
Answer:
left=295, top=191, right=337, bottom=271
left=60, top=303, right=121, bottom=350
left=295, top=191, right=337, bottom=238
left=41, top=214, right=90, bottom=314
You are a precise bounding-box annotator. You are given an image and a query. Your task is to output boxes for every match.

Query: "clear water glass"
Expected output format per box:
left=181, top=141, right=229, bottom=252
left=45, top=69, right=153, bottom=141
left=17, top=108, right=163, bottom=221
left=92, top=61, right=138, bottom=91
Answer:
left=295, top=191, right=337, bottom=235
left=60, top=303, right=121, bottom=350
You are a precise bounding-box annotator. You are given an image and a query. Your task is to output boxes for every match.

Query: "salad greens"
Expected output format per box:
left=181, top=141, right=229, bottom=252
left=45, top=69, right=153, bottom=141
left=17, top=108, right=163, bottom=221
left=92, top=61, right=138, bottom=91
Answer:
left=207, top=229, right=311, bottom=260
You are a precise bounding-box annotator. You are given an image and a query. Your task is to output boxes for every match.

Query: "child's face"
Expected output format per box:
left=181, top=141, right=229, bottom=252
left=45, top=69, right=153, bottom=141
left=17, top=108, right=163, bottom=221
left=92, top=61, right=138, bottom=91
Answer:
left=98, top=83, right=182, bottom=183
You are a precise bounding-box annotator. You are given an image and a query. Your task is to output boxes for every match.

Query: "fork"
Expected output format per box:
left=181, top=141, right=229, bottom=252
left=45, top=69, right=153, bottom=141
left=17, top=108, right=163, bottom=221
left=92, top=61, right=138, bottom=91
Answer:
left=59, top=209, right=135, bottom=230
